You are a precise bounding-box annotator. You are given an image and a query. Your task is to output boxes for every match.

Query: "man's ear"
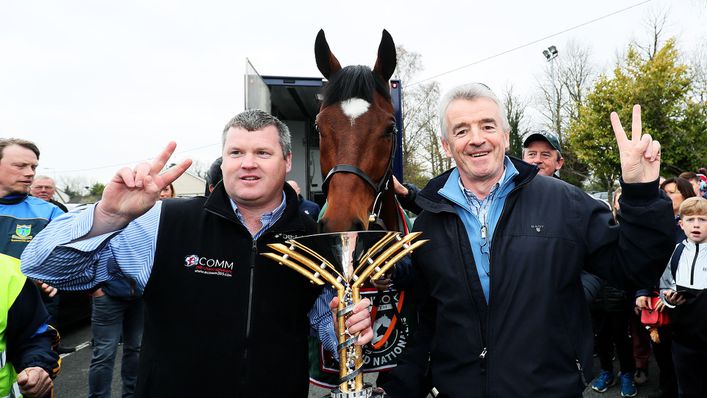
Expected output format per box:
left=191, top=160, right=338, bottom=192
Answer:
left=441, top=137, right=452, bottom=158
left=556, top=157, right=565, bottom=170
left=285, top=152, right=293, bottom=173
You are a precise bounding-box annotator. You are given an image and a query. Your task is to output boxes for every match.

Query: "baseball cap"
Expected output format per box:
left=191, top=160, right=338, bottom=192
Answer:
left=523, top=131, right=561, bottom=153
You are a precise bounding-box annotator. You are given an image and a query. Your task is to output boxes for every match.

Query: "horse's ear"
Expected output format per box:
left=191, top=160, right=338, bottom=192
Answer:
left=315, top=29, right=342, bottom=79
left=373, top=29, right=396, bottom=82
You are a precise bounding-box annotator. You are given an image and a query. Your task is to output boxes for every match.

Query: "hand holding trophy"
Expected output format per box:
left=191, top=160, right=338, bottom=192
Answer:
left=263, top=231, right=427, bottom=397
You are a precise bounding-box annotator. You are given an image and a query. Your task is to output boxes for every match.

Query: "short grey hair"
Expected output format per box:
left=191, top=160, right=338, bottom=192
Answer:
left=222, top=109, right=292, bottom=157
left=438, top=83, right=511, bottom=140
left=32, top=175, right=56, bottom=185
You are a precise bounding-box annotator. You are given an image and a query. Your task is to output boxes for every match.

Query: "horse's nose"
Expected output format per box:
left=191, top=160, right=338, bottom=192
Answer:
left=318, top=218, right=366, bottom=232
left=350, top=220, right=366, bottom=232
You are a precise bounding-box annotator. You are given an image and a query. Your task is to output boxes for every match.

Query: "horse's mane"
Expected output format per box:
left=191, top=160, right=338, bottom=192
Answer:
left=321, top=65, right=391, bottom=107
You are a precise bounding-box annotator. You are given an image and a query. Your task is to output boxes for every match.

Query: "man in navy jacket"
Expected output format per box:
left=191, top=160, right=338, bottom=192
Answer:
left=380, top=83, right=674, bottom=398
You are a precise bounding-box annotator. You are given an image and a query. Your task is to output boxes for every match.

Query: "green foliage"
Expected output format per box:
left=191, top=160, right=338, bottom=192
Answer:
left=89, top=183, right=105, bottom=197
left=503, top=86, right=527, bottom=159
left=567, top=38, right=703, bottom=186
left=559, top=143, right=590, bottom=188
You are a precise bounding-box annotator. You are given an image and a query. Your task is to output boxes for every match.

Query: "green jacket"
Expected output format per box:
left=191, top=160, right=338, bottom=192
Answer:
left=0, top=254, right=25, bottom=397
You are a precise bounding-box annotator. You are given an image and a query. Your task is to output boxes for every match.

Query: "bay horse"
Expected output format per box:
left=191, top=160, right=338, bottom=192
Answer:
left=314, top=29, right=404, bottom=233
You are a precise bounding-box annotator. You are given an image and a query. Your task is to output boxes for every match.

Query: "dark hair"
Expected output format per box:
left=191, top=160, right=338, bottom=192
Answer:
left=661, top=177, right=696, bottom=200
left=204, top=157, right=223, bottom=195
left=679, top=171, right=698, bottom=182
left=0, top=138, right=40, bottom=160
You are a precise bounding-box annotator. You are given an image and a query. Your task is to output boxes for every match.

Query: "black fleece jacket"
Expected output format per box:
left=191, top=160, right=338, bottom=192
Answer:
left=135, top=183, right=320, bottom=398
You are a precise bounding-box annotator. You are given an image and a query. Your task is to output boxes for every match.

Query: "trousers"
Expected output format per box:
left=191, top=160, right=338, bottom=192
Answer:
left=88, top=294, right=144, bottom=398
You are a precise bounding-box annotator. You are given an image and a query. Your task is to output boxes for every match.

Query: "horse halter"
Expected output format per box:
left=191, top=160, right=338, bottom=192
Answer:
left=320, top=124, right=397, bottom=224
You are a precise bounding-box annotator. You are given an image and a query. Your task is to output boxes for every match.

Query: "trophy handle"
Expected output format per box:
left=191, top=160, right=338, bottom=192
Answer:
left=336, top=286, right=366, bottom=393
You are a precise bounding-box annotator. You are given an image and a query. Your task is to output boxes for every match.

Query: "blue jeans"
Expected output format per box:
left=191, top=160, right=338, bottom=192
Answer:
left=88, top=294, right=144, bottom=398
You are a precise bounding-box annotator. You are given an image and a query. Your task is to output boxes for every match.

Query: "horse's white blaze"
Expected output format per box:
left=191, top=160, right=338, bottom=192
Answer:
left=341, top=98, right=370, bottom=124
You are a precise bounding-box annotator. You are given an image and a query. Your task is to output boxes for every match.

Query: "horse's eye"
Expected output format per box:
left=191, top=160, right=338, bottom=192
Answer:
left=314, top=124, right=320, bottom=134
left=385, top=124, right=397, bottom=136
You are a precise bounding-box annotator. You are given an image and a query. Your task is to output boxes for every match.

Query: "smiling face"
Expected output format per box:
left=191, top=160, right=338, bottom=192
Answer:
left=0, top=144, right=38, bottom=197
left=441, top=98, right=509, bottom=192
left=523, top=140, right=563, bottom=176
left=221, top=125, right=292, bottom=212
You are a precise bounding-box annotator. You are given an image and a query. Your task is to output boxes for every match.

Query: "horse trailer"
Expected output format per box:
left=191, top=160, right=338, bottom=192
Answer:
left=244, top=59, right=404, bottom=205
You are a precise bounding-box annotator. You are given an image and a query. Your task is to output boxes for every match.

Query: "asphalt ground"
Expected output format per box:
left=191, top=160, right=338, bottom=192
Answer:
left=53, top=321, right=661, bottom=397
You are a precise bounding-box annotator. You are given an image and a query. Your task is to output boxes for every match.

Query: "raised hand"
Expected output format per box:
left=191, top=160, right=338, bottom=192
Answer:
left=93, top=142, right=191, bottom=234
left=611, top=105, right=661, bottom=183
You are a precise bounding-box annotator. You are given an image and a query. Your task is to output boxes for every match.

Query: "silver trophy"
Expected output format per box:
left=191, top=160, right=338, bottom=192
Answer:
left=262, top=231, right=427, bottom=398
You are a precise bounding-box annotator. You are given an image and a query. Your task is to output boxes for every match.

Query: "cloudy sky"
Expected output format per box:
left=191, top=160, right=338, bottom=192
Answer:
left=1, top=0, right=705, bottom=185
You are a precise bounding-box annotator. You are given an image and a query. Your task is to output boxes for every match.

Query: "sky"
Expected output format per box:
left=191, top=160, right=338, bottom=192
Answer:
left=1, top=0, right=705, bottom=186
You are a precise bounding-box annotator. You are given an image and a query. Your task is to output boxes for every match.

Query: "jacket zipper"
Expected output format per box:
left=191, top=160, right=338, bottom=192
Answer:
left=243, top=240, right=257, bottom=362
left=690, top=243, right=699, bottom=285
left=482, top=180, right=525, bottom=396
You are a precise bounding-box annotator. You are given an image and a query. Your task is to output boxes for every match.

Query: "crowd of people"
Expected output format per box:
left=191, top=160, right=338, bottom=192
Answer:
left=0, top=81, right=705, bottom=398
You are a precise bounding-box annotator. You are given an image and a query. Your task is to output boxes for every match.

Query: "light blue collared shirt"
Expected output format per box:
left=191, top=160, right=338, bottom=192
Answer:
left=438, top=157, right=519, bottom=302
left=229, top=192, right=287, bottom=239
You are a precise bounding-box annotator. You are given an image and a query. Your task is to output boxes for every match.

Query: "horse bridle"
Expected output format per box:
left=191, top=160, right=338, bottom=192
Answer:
left=319, top=123, right=397, bottom=224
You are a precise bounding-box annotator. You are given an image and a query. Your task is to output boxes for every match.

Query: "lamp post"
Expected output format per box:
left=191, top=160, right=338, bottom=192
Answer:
left=543, top=45, right=560, bottom=177
left=542, top=45, right=560, bottom=134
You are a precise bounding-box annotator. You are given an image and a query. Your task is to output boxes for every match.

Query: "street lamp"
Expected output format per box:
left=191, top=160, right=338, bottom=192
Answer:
left=543, top=45, right=560, bottom=176
left=543, top=45, right=558, bottom=62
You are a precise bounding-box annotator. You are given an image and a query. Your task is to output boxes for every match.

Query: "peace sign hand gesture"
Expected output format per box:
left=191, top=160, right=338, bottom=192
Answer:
left=611, top=105, right=661, bottom=184
left=93, top=142, right=192, bottom=235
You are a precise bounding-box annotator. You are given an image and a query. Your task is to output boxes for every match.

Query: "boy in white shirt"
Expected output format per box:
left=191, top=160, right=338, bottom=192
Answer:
left=660, top=196, right=707, bottom=397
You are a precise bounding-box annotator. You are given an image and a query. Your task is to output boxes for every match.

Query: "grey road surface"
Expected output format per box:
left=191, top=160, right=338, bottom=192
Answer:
left=53, top=322, right=661, bottom=397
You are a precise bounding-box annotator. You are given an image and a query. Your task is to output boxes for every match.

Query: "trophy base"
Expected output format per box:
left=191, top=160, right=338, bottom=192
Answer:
left=330, top=385, right=373, bottom=398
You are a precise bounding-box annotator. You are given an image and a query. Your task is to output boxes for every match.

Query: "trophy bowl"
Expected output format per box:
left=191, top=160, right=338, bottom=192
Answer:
left=262, top=231, right=427, bottom=398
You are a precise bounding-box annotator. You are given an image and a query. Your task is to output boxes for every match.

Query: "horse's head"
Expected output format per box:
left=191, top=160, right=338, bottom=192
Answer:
left=314, top=29, right=397, bottom=232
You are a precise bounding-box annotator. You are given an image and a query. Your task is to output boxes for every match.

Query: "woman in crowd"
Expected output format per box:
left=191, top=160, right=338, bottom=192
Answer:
left=159, top=183, right=176, bottom=199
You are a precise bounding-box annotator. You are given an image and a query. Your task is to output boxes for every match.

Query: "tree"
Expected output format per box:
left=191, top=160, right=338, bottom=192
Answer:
left=189, top=159, right=210, bottom=180
left=59, top=175, right=90, bottom=202
left=89, top=183, right=105, bottom=197
left=535, top=41, right=594, bottom=187
left=567, top=38, right=699, bottom=199
left=503, top=85, right=528, bottom=158
left=393, top=45, right=444, bottom=188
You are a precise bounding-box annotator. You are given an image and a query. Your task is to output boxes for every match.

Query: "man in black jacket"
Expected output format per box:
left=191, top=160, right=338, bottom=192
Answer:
left=380, top=83, right=674, bottom=397
left=21, top=110, right=373, bottom=397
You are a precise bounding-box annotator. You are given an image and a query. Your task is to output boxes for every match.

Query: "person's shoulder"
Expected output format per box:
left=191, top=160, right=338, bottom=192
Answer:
left=525, top=173, right=584, bottom=197
left=49, top=199, right=68, bottom=213
left=0, top=252, right=21, bottom=268
left=7, top=196, right=62, bottom=218
left=0, top=253, right=25, bottom=283
left=161, top=196, right=207, bottom=212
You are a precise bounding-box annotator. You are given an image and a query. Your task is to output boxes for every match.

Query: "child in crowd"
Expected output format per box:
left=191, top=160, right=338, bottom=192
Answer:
left=660, top=196, right=707, bottom=397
